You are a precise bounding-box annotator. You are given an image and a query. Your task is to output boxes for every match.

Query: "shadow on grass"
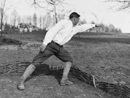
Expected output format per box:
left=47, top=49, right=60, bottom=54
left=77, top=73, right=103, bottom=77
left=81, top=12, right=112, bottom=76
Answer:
left=0, top=36, right=22, bottom=45
left=31, top=64, right=63, bottom=84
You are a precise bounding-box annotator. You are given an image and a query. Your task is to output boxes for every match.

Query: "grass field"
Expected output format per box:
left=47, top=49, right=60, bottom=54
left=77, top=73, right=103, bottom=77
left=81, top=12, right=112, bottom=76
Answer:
left=0, top=31, right=130, bottom=98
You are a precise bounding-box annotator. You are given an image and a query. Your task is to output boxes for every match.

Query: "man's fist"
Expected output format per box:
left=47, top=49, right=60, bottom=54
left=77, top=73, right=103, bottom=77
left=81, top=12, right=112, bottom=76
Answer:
left=91, top=23, right=101, bottom=28
left=40, top=44, right=46, bottom=52
left=95, top=24, right=101, bottom=27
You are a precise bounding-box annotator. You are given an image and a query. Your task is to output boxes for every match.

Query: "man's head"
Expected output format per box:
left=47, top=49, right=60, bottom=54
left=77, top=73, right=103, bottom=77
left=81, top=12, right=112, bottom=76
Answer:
left=69, top=12, right=80, bottom=26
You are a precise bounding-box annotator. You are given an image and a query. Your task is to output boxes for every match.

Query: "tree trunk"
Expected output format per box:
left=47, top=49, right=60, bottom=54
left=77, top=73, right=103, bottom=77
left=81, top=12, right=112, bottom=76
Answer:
left=0, top=15, right=3, bottom=36
left=54, top=5, right=58, bottom=23
left=0, top=10, right=4, bottom=36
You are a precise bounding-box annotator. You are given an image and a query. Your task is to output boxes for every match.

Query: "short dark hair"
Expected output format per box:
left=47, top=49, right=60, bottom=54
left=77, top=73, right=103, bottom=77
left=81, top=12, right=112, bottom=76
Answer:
left=69, top=12, right=80, bottom=19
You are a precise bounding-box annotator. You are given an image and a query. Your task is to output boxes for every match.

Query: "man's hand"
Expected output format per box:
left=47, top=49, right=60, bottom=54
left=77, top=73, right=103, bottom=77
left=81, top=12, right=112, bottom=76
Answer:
left=95, top=24, right=101, bottom=27
left=91, top=23, right=101, bottom=28
left=40, top=44, right=46, bottom=52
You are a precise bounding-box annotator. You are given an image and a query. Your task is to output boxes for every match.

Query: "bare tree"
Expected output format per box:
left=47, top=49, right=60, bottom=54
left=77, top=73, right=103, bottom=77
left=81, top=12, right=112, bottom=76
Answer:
left=105, top=0, right=130, bottom=10
left=33, top=13, right=37, bottom=26
left=17, top=16, right=21, bottom=24
left=0, top=0, right=7, bottom=34
left=45, top=0, right=65, bottom=23
left=27, top=16, right=32, bottom=24
left=43, top=12, right=51, bottom=30
left=25, top=0, right=67, bottom=23
left=0, top=0, right=19, bottom=35
left=39, top=15, right=43, bottom=29
left=11, top=10, right=18, bottom=27
left=0, top=0, right=11, bottom=34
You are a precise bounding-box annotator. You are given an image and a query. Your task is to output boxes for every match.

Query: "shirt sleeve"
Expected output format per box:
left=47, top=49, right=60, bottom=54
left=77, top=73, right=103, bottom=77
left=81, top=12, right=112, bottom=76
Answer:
left=74, top=24, right=95, bottom=34
left=43, top=20, right=65, bottom=45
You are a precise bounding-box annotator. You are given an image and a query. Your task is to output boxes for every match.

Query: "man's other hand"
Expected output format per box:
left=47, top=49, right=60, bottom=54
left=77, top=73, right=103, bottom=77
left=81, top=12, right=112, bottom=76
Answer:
left=40, top=44, right=46, bottom=52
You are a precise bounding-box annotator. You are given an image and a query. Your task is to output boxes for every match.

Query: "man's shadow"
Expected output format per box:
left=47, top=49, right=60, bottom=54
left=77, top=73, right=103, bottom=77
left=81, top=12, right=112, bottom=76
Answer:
left=20, top=62, right=64, bottom=85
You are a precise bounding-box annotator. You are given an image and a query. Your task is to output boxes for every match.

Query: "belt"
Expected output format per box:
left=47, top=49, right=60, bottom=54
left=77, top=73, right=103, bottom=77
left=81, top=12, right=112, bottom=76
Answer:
left=51, top=41, right=63, bottom=47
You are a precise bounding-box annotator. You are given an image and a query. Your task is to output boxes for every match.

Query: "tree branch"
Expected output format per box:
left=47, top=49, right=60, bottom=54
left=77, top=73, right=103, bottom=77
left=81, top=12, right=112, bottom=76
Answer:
left=105, top=0, right=130, bottom=10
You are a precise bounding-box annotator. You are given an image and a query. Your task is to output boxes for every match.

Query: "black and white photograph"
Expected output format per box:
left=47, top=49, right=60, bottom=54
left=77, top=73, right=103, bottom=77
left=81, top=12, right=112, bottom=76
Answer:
left=0, top=0, right=130, bottom=98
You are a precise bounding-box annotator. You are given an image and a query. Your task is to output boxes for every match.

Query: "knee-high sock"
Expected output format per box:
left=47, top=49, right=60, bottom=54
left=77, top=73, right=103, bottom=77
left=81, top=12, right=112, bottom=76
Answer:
left=62, top=62, right=72, bottom=80
left=21, top=64, right=36, bottom=82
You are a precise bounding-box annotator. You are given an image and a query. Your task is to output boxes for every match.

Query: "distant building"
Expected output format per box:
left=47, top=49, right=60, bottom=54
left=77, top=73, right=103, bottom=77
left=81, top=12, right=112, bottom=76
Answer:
left=18, top=23, right=40, bottom=33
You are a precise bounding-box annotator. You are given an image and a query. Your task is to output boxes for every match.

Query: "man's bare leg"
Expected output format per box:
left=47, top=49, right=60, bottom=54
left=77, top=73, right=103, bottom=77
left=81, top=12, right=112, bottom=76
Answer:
left=60, top=62, right=73, bottom=86
left=17, top=64, right=36, bottom=90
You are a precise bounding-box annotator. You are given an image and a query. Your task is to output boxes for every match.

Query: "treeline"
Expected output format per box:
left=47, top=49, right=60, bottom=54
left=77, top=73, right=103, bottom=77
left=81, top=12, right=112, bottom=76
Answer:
left=88, top=23, right=122, bottom=33
left=79, top=20, right=122, bottom=33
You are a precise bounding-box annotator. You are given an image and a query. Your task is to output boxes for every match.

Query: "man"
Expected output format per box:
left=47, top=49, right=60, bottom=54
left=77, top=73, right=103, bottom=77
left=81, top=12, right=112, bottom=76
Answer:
left=17, top=12, right=97, bottom=90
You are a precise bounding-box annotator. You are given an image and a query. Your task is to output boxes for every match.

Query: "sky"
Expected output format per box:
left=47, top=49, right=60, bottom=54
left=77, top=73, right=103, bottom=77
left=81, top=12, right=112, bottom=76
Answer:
left=6, top=0, right=130, bottom=33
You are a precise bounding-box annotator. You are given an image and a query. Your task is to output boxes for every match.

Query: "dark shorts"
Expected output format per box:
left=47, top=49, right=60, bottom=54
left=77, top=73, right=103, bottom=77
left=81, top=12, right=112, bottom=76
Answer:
left=32, top=41, right=73, bottom=67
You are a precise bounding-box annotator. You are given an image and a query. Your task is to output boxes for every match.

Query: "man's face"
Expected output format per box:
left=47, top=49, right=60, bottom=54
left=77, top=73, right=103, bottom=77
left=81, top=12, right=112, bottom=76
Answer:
left=72, top=17, right=80, bottom=26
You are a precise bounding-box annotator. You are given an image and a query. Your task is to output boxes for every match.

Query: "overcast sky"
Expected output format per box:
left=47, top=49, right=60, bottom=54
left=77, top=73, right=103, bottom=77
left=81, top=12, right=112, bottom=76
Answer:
left=7, top=0, right=130, bottom=33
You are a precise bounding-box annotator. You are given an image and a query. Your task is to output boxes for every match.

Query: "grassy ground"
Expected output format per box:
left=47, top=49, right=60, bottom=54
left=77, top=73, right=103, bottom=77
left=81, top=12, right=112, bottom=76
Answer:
left=0, top=32, right=130, bottom=98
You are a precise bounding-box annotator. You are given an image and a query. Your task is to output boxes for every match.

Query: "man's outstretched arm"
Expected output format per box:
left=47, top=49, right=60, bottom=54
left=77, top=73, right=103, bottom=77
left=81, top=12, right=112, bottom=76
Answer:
left=74, top=23, right=100, bottom=34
